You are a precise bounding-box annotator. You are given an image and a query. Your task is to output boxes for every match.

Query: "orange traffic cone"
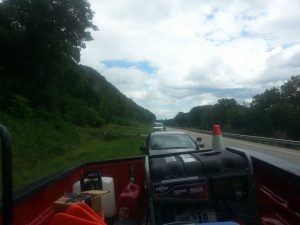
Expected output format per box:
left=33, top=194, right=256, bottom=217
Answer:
left=212, top=125, right=224, bottom=151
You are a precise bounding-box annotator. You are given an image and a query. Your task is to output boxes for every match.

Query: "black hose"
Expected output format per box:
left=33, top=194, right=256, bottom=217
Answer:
left=0, top=124, right=13, bottom=225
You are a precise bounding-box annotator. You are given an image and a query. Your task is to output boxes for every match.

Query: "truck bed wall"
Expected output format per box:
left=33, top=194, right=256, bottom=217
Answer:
left=252, top=156, right=300, bottom=225
left=1, top=152, right=300, bottom=225
left=0, top=157, right=146, bottom=225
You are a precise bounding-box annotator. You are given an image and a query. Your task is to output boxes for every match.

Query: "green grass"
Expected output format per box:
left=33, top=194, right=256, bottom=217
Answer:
left=50, top=125, right=150, bottom=168
left=0, top=113, right=151, bottom=191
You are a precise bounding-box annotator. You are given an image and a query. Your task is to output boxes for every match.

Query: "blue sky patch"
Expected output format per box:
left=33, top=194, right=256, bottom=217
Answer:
left=241, top=30, right=252, bottom=37
left=206, top=14, right=214, bottom=20
left=102, top=60, right=157, bottom=74
left=282, top=42, right=298, bottom=49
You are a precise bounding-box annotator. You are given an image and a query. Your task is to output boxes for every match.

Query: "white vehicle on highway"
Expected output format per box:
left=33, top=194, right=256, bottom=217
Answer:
left=152, top=122, right=165, bottom=131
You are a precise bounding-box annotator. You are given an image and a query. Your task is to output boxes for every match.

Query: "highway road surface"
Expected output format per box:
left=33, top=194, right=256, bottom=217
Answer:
left=167, top=127, right=300, bottom=165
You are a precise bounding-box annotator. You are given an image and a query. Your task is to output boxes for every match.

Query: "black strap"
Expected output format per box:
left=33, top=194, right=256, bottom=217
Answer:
left=0, top=124, right=13, bottom=225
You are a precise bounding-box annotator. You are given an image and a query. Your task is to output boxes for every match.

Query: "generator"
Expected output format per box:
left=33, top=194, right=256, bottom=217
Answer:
left=145, top=149, right=260, bottom=225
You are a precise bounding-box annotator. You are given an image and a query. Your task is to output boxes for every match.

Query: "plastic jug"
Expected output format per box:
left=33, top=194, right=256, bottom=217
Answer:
left=72, top=177, right=116, bottom=218
left=117, top=183, right=141, bottom=220
left=101, top=177, right=116, bottom=218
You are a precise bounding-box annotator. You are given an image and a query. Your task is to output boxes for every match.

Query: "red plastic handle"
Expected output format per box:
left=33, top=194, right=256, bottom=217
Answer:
left=128, top=183, right=139, bottom=192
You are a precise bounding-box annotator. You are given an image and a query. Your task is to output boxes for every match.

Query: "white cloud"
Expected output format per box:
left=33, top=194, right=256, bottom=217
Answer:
left=81, top=0, right=300, bottom=119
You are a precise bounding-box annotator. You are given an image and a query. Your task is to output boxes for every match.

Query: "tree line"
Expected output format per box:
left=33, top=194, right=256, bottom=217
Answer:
left=0, top=0, right=155, bottom=127
left=167, top=75, right=300, bottom=140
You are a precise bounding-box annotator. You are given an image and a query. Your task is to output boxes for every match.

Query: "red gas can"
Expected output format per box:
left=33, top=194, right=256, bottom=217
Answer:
left=117, top=183, right=141, bottom=221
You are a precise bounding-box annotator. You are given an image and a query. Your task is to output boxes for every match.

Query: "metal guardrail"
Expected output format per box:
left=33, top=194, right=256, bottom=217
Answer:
left=189, top=128, right=300, bottom=148
left=223, top=132, right=300, bottom=147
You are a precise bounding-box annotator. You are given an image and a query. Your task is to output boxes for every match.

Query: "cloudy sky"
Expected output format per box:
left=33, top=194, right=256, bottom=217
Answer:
left=80, top=0, right=300, bottom=119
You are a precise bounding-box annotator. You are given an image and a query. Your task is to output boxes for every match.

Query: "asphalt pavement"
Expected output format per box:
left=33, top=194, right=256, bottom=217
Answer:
left=167, top=127, right=300, bottom=165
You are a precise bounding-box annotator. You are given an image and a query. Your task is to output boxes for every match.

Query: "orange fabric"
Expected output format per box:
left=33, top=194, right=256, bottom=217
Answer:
left=77, top=202, right=104, bottom=220
left=73, top=202, right=104, bottom=220
left=65, top=204, right=101, bottom=223
left=51, top=203, right=106, bottom=225
left=51, top=213, right=100, bottom=225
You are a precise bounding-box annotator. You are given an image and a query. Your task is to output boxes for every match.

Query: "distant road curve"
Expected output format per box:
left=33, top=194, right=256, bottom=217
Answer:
left=167, top=127, right=300, bottom=165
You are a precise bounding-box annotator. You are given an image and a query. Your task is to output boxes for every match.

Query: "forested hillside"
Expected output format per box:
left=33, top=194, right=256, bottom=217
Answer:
left=0, top=0, right=155, bottom=188
left=167, top=75, right=300, bottom=140
left=0, top=0, right=155, bottom=126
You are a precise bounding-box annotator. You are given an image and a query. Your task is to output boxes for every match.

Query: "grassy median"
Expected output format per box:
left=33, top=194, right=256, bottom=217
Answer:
left=2, top=117, right=151, bottom=190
